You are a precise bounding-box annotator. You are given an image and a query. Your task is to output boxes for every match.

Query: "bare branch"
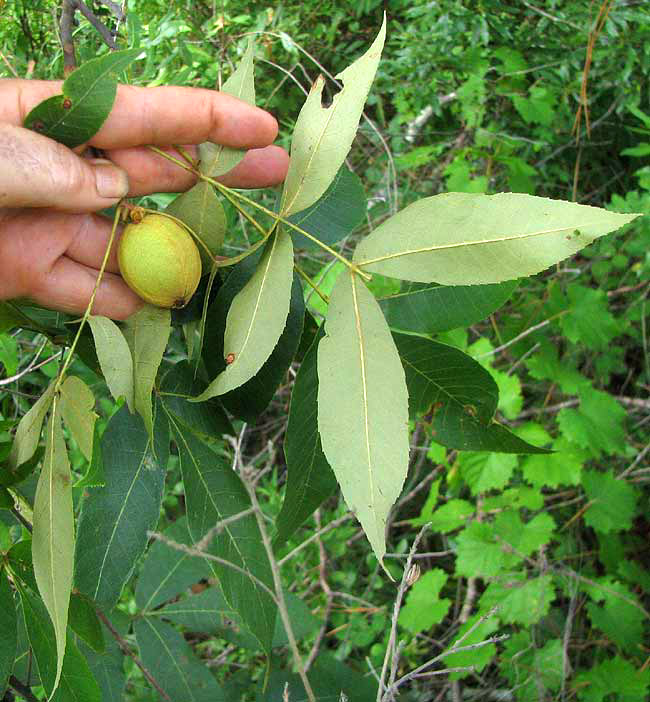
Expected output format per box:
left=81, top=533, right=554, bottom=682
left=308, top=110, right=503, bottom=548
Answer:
left=76, top=1, right=119, bottom=49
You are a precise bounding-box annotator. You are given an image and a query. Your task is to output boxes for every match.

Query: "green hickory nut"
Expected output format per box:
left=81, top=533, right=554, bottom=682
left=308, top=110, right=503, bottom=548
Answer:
left=118, top=214, right=202, bottom=308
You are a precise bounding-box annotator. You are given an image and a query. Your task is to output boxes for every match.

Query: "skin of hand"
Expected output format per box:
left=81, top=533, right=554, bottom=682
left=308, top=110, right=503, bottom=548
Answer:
left=0, top=79, right=289, bottom=320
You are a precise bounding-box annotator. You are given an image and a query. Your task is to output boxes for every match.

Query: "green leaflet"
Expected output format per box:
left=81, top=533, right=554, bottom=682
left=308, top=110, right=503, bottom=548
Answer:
left=379, top=280, right=518, bottom=334
left=287, top=166, right=367, bottom=251
left=134, top=618, right=225, bottom=702
left=395, top=333, right=549, bottom=453
left=353, top=193, right=641, bottom=284
left=59, top=376, right=97, bottom=462
left=167, top=417, right=276, bottom=653
left=24, top=48, right=141, bottom=148
left=32, top=397, right=74, bottom=696
left=199, top=40, right=255, bottom=178
left=135, top=516, right=211, bottom=612
left=74, top=404, right=168, bottom=609
left=280, top=16, right=386, bottom=216
left=122, top=305, right=171, bottom=442
left=18, top=585, right=101, bottom=702
left=0, top=566, right=17, bottom=697
left=87, top=315, right=134, bottom=411
left=275, top=327, right=337, bottom=548
left=201, top=265, right=305, bottom=422
left=194, top=230, right=294, bottom=400
left=317, top=271, right=409, bottom=568
left=7, top=381, right=55, bottom=472
left=166, top=182, right=227, bottom=270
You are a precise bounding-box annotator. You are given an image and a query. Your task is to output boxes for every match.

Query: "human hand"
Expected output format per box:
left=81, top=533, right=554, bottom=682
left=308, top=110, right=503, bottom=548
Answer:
left=0, top=79, right=289, bottom=320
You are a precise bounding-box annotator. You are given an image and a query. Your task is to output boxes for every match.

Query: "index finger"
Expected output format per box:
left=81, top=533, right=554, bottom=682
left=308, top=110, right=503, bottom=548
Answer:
left=2, top=79, right=278, bottom=150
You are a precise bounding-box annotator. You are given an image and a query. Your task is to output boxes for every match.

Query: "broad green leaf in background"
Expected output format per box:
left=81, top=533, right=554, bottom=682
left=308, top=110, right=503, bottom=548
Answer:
left=199, top=40, right=255, bottom=178
left=168, top=418, right=276, bottom=652
left=122, top=305, right=171, bottom=442
left=501, top=634, right=563, bottom=702
left=32, top=398, right=74, bottom=695
left=135, top=517, right=211, bottom=612
left=195, top=230, right=294, bottom=400
left=280, top=17, right=386, bottom=216
left=166, top=182, right=227, bottom=270
left=287, top=166, right=366, bottom=251
left=585, top=580, right=643, bottom=654
left=395, top=334, right=548, bottom=453
left=459, top=452, right=519, bottom=494
left=134, top=618, right=225, bottom=702
left=7, top=381, right=55, bottom=471
left=275, top=327, right=337, bottom=547
left=60, top=376, right=97, bottom=461
left=87, top=315, right=134, bottom=411
left=380, top=280, right=518, bottom=334
left=573, top=656, right=650, bottom=702
left=559, top=285, right=622, bottom=350
left=317, top=271, right=409, bottom=567
left=398, top=569, right=451, bottom=634
left=24, top=48, right=142, bottom=148
left=0, top=567, right=16, bottom=698
left=582, top=469, right=638, bottom=533
left=353, top=193, right=640, bottom=284
left=453, top=509, right=547, bottom=577
left=445, top=613, right=500, bottom=679
left=19, top=585, right=100, bottom=702
left=521, top=437, right=585, bottom=488
left=480, top=574, right=555, bottom=627
left=74, top=405, right=168, bottom=608
left=557, top=389, right=626, bottom=459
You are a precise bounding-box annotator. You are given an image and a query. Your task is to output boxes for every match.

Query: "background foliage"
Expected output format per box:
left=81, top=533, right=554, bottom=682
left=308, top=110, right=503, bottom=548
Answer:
left=1, top=1, right=650, bottom=700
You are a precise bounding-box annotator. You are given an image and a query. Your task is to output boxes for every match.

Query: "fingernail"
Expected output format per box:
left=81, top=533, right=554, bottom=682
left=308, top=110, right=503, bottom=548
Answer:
left=93, top=162, right=129, bottom=199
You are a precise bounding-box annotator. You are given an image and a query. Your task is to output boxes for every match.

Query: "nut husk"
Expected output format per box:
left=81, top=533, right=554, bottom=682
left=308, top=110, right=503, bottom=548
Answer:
left=118, top=214, right=202, bottom=308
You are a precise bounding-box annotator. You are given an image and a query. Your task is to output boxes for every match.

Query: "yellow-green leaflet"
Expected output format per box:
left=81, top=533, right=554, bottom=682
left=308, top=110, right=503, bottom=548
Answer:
left=353, top=193, right=641, bottom=284
left=87, top=315, right=135, bottom=411
left=60, top=376, right=97, bottom=461
left=280, top=16, right=386, bottom=216
left=122, top=305, right=171, bottom=442
left=199, top=40, right=255, bottom=178
left=166, top=181, right=227, bottom=271
left=7, top=381, right=56, bottom=471
left=32, top=396, right=74, bottom=698
left=317, top=271, right=409, bottom=569
left=194, top=230, right=294, bottom=401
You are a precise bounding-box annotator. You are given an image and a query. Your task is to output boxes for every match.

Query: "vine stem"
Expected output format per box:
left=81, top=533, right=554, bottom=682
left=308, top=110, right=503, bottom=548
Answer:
left=54, top=204, right=122, bottom=393
left=146, top=145, right=371, bottom=281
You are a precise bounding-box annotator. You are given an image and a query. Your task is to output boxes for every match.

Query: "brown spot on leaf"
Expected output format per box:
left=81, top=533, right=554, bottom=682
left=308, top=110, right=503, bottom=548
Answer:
left=225, top=353, right=236, bottom=365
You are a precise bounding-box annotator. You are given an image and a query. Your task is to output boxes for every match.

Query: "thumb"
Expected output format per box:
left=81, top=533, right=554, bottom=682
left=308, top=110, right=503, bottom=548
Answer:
left=0, top=124, right=129, bottom=212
